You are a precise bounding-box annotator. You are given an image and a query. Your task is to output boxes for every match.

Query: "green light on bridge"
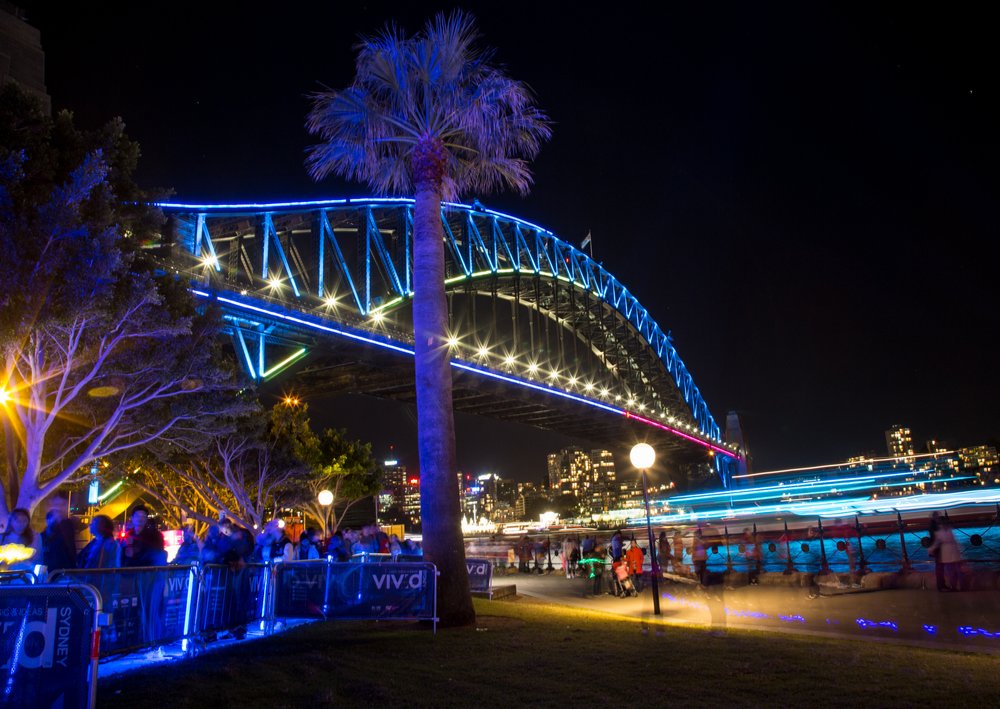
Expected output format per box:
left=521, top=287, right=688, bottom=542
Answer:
left=261, top=348, right=308, bottom=380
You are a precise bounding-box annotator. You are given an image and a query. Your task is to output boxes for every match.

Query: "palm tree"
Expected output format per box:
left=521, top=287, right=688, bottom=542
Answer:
left=306, top=11, right=550, bottom=626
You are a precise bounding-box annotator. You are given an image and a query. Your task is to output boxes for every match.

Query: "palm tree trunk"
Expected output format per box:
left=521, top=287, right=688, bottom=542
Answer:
left=412, top=184, right=475, bottom=627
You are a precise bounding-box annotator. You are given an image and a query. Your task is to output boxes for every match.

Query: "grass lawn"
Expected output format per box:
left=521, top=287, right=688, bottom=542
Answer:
left=100, top=597, right=1000, bottom=708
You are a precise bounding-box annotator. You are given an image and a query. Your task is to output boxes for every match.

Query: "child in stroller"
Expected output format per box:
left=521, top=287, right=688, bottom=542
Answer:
left=610, top=559, right=638, bottom=597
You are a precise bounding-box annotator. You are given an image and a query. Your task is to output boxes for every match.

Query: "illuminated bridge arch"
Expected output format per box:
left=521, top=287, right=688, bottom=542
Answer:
left=156, top=198, right=738, bottom=478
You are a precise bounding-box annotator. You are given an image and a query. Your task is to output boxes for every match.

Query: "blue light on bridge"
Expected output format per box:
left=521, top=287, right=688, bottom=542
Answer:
left=156, top=196, right=554, bottom=236
left=191, top=290, right=738, bottom=460
left=173, top=197, right=745, bottom=466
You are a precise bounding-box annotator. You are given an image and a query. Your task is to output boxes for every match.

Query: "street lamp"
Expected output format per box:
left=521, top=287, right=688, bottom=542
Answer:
left=318, top=489, right=334, bottom=541
left=630, top=442, right=660, bottom=615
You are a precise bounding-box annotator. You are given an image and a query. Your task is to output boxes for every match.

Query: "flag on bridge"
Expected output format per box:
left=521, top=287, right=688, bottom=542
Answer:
left=581, top=231, right=592, bottom=254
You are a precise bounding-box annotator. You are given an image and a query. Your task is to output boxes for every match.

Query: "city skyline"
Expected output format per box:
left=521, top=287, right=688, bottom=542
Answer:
left=16, top=3, right=999, bottom=475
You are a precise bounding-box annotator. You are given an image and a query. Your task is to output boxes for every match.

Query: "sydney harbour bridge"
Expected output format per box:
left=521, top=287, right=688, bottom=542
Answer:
left=154, top=197, right=741, bottom=485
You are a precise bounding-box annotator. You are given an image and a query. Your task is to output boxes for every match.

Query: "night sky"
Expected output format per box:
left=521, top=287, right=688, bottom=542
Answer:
left=16, top=2, right=1000, bottom=481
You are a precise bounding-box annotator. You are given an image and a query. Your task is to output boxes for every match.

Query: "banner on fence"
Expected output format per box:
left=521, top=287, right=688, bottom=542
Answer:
left=0, top=584, right=97, bottom=709
left=275, top=561, right=436, bottom=622
left=50, top=567, right=193, bottom=655
left=465, top=558, right=493, bottom=595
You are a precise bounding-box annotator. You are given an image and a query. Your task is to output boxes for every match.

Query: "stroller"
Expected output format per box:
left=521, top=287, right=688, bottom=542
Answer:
left=610, top=560, right=638, bottom=597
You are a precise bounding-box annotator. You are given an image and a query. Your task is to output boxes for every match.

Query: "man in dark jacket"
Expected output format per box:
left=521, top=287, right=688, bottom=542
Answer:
left=42, top=495, right=78, bottom=571
left=120, top=505, right=166, bottom=567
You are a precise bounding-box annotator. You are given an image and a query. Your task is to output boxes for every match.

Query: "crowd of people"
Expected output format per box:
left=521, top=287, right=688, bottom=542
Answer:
left=0, top=499, right=423, bottom=574
left=501, top=531, right=663, bottom=597
left=0, top=499, right=972, bottom=596
left=0, top=496, right=78, bottom=574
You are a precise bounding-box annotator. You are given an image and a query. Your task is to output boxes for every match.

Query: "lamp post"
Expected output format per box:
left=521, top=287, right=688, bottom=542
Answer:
left=318, top=489, right=334, bottom=541
left=630, top=442, right=660, bottom=615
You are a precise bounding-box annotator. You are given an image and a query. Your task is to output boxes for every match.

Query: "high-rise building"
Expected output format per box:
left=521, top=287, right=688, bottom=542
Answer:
left=0, top=7, right=50, bottom=115
left=547, top=447, right=592, bottom=497
left=958, top=446, right=999, bottom=470
left=381, top=457, right=407, bottom=508
left=378, top=455, right=421, bottom=526
left=545, top=447, right=620, bottom=515
left=885, top=425, right=914, bottom=459
left=587, top=449, right=618, bottom=513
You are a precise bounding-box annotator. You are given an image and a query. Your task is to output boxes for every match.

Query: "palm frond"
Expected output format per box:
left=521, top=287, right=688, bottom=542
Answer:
left=305, top=9, right=551, bottom=199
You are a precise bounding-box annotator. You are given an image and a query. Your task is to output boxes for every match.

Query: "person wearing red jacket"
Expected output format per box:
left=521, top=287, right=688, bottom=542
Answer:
left=625, top=539, right=645, bottom=592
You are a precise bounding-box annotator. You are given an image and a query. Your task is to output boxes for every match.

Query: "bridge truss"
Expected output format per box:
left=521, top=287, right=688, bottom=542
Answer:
left=156, top=198, right=739, bottom=480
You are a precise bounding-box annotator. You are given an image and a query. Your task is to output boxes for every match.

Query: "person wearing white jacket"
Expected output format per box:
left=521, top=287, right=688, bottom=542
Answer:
left=927, top=517, right=963, bottom=591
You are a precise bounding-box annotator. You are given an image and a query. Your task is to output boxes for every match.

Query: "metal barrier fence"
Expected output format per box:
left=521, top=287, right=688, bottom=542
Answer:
left=39, top=558, right=441, bottom=658
left=465, top=558, right=494, bottom=597
left=49, top=565, right=199, bottom=657
left=0, top=569, right=37, bottom=585
left=0, top=583, right=103, bottom=709
left=274, top=559, right=438, bottom=630
left=198, top=563, right=271, bottom=636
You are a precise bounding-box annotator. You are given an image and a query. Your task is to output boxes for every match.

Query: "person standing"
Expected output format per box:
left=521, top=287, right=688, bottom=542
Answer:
left=171, top=525, right=201, bottom=566
left=692, top=529, right=708, bottom=586
left=120, top=505, right=166, bottom=567
left=928, top=512, right=946, bottom=591
left=0, top=508, right=42, bottom=569
left=625, top=539, right=645, bottom=592
left=657, top=531, right=671, bottom=574
left=517, top=536, right=531, bottom=574
left=562, top=536, right=579, bottom=579
left=582, top=545, right=605, bottom=596
left=928, top=515, right=963, bottom=591
left=297, top=529, right=321, bottom=560
left=254, top=519, right=294, bottom=563
left=42, top=496, right=78, bottom=571
left=672, top=529, right=685, bottom=573
left=610, top=530, right=624, bottom=563
left=78, top=515, right=120, bottom=569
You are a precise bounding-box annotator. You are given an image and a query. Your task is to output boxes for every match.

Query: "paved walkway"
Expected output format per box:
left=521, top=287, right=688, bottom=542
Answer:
left=506, top=570, right=1000, bottom=653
